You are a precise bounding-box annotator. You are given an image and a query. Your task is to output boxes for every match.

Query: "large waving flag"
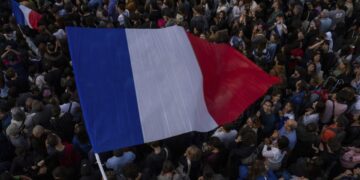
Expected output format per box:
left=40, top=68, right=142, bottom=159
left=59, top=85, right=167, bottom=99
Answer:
left=66, top=26, right=280, bottom=153
left=11, top=0, right=42, bottom=29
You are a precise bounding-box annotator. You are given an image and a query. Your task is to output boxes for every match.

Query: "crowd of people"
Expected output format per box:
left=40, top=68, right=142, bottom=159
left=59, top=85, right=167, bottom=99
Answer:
left=1, top=0, right=360, bottom=179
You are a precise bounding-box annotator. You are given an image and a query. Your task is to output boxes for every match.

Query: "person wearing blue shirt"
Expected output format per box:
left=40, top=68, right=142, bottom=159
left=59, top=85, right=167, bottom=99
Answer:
left=279, top=119, right=298, bottom=150
left=105, top=149, right=136, bottom=174
left=238, top=160, right=277, bottom=180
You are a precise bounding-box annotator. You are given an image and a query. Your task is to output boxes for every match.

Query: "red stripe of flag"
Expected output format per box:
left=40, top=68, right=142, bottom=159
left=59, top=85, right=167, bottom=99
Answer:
left=187, top=33, right=281, bottom=125
left=29, top=10, right=42, bottom=30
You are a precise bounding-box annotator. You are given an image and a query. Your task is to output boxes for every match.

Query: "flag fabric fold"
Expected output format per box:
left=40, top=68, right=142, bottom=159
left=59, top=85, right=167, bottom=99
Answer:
left=11, top=0, right=42, bottom=29
left=66, top=26, right=280, bottom=153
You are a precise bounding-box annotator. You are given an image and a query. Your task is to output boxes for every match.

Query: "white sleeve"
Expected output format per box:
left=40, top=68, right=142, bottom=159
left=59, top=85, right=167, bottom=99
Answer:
left=262, top=145, right=275, bottom=158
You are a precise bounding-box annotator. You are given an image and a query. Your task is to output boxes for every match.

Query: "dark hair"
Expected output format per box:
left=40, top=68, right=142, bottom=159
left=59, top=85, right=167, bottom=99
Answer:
left=51, top=105, right=61, bottom=118
left=75, top=124, right=89, bottom=144
left=32, top=100, right=44, bottom=112
left=222, top=123, right=233, bottom=132
left=5, top=68, right=16, bottom=79
left=149, top=141, right=161, bottom=148
left=335, top=115, right=348, bottom=128
left=248, top=160, right=266, bottom=180
left=122, top=163, right=139, bottom=179
left=52, top=166, right=68, bottom=180
left=241, top=130, right=257, bottom=146
left=271, top=90, right=282, bottom=97
left=336, top=89, right=349, bottom=103
left=61, top=93, right=71, bottom=103
left=306, top=123, right=317, bottom=132
left=296, top=80, right=307, bottom=91
left=80, top=159, right=93, bottom=176
left=207, top=136, right=223, bottom=149
left=263, top=100, right=273, bottom=106
left=46, top=134, right=59, bottom=147
left=202, top=164, right=216, bottom=179
left=278, top=136, right=289, bottom=151
left=161, top=160, right=175, bottom=173
left=315, top=101, right=325, bottom=113
left=113, top=149, right=124, bottom=157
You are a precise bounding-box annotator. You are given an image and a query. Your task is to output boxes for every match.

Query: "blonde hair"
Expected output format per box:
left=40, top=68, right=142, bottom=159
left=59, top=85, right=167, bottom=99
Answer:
left=185, top=145, right=202, bottom=161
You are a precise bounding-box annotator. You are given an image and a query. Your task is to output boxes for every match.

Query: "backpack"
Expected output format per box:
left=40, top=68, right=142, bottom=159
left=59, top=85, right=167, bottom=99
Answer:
left=321, top=126, right=346, bottom=143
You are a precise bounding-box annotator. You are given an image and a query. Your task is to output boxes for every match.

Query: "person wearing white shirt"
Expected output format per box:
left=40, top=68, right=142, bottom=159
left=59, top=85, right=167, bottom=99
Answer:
left=212, top=125, right=237, bottom=147
left=60, top=101, right=80, bottom=116
left=262, top=136, right=289, bottom=170
left=302, top=101, right=325, bottom=126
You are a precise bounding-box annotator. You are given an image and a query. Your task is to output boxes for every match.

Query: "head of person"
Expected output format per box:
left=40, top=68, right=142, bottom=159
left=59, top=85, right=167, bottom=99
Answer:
left=262, top=100, right=273, bottom=113
left=74, top=123, right=89, bottom=144
left=52, top=166, right=68, bottom=180
left=31, top=100, right=44, bottom=113
left=320, top=9, right=329, bottom=18
left=246, top=116, right=258, bottom=128
left=295, top=80, right=307, bottom=91
left=306, top=123, right=318, bottom=132
left=275, top=14, right=284, bottom=24
left=307, top=62, right=316, bottom=73
left=207, top=136, right=223, bottom=151
left=113, top=149, right=124, bottom=157
left=149, top=141, right=161, bottom=149
left=222, top=123, right=233, bottom=132
left=46, top=133, right=61, bottom=148
left=32, top=125, right=45, bottom=138
left=248, top=160, right=266, bottom=179
left=161, top=160, right=175, bottom=174
left=284, top=102, right=294, bottom=113
left=241, top=130, right=257, bottom=146
left=278, top=136, right=290, bottom=151
left=10, top=107, right=26, bottom=122
left=122, top=163, right=141, bottom=180
left=51, top=105, right=61, bottom=118
left=5, top=68, right=17, bottom=80
left=271, top=91, right=281, bottom=102
left=185, top=145, right=202, bottom=161
left=285, top=119, right=298, bottom=132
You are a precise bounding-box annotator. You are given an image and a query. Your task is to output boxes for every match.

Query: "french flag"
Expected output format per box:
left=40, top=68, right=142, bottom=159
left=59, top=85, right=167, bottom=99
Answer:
left=11, top=0, right=42, bottom=29
left=66, top=26, right=280, bottom=153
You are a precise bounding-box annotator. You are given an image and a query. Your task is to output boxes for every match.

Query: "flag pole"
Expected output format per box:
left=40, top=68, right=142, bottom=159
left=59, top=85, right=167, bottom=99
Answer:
left=95, top=153, right=108, bottom=180
left=17, top=24, right=25, bottom=36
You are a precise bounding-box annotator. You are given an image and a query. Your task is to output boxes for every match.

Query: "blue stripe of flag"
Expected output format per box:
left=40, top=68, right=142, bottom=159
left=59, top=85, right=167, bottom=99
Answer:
left=66, top=27, right=144, bottom=153
left=11, top=0, right=26, bottom=26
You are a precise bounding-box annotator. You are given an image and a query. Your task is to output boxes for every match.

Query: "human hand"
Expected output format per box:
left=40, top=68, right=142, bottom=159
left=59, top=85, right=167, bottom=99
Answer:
left=256, top=111, right=261, bottom=117
left=271, top=130, right=279, bottom=139
left=38, top=166, right=47, bottom=175
left=264, top=138, right=271, bottom=145
left=353, top=168, right=360, bottom=175
left=5, top=45, right=11, bottom=51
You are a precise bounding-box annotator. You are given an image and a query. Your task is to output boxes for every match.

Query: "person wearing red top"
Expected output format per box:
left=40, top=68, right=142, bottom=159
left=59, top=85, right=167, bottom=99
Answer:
left=45, top=133, right=81, bottom=168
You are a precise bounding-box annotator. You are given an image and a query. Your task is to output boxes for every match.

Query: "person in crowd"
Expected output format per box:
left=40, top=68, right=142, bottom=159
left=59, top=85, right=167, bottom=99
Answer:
left=143, top=141, right=170, bottom=179
left=262, top=136, right=289, bottom=171
left=279, top=119, right=298, bottom=150
left=212, top=124, right=237, bottom=148
left=105, top=148, right=136, bottom=175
